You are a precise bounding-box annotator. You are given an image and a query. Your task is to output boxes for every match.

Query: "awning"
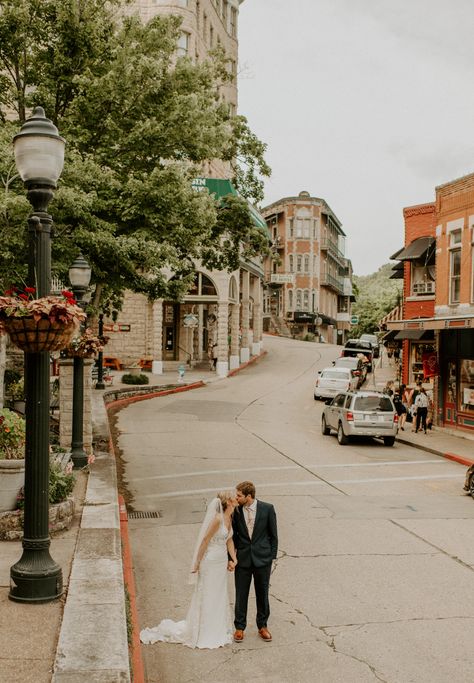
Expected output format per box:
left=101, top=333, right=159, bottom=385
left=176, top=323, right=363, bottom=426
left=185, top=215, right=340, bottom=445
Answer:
left=389, top=262, right=404, bottom=279
left=381, top=330, right=399, bottom=342
left=294, top=311, right=316, bottom=323
left=389, top=237, right=435, bottom=261
left=191, top=177, right=268, bottom=232
left=394, top=330, right=434, bottom=341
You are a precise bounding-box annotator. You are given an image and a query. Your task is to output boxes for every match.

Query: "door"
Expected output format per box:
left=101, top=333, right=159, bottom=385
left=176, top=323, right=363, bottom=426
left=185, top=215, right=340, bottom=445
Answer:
left=444, top=360, right=457, bottom=426
left=163, top=303, right=178, bottom=361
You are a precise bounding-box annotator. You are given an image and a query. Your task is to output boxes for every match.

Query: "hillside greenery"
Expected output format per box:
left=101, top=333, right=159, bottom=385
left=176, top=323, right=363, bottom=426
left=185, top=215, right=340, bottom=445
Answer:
left=351, top=263, right=402, bottom=337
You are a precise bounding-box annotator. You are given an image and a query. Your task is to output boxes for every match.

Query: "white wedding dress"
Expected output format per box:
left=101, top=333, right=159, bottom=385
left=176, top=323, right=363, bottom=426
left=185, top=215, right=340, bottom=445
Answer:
left=140, top=521, right=233, bottom=649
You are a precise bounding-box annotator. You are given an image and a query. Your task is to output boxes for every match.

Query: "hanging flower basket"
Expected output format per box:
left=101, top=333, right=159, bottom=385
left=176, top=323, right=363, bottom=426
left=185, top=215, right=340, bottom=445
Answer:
left=4, top=317, right=79, bottom=353
left=62, top=328, right=109, bottom=359
left=0, top=288, right=86, bottom=354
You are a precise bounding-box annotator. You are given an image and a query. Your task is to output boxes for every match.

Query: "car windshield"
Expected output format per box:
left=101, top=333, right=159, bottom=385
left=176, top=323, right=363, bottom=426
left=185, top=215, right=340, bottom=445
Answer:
left=354, top=396, right=393, bottom=412
left=345, top=340, right=372, bottom=350
left=321, top=370, right=349, bottom=379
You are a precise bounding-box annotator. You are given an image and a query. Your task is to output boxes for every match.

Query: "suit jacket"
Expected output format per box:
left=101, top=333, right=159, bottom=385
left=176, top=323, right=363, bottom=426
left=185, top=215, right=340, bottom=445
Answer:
left=232, top=500, right=278, bottom=568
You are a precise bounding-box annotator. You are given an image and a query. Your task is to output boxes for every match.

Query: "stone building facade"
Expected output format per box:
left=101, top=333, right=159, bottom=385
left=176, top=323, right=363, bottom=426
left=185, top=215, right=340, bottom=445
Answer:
left=100, top=0, right=265, bottom=377
left=261, top=191, right=354, bottom=344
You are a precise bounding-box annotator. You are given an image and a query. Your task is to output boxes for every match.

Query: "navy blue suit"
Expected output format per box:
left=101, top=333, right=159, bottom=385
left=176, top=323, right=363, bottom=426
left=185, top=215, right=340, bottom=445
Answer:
left=232, top=500, right=278, bottom=630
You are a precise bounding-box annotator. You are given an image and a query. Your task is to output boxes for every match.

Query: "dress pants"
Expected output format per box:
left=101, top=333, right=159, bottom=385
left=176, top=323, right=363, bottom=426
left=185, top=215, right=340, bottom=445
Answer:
left=234, top=563, right=272, bottom=630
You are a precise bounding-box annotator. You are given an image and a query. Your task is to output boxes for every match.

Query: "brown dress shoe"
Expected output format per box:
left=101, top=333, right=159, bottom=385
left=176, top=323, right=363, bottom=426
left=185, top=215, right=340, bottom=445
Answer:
left=258, top=627, right=272, bottom=642
left=233, top=629, right=244, bottom=642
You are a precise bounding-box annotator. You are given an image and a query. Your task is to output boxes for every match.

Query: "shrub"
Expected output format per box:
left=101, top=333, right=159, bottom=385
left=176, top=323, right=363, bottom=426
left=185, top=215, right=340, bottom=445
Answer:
left=0, top=408, right=25, bottom=459
left=4, top=369, right=21, bottom=390
left=121, top=373, right=149, bottom=385
left=303, top=333, right=315, bottom=342
left=8, top=378, right=24, bottom=401
left=16, top=461, right=75, bottom=509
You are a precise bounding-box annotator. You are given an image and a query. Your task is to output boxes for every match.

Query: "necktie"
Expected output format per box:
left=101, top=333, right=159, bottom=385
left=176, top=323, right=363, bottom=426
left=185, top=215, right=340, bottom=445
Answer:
left=246, top=506, right=254, bottom=538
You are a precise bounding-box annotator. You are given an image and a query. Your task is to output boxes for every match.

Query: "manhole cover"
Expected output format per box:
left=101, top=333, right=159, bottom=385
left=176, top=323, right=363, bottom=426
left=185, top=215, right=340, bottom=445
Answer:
left=127, top=511, right=162, bottom=519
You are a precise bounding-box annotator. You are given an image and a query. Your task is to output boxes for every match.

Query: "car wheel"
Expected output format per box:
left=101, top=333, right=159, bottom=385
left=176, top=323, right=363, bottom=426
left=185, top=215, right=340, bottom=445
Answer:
left=383, top=436, right=395, bottom=447
left=314, top=395, right=319, bottom=401
left=337, top=423, right=349, bottom=445
left=321, top=416, right=331, bottom=436
left=469, top=475, right=474, bottom=500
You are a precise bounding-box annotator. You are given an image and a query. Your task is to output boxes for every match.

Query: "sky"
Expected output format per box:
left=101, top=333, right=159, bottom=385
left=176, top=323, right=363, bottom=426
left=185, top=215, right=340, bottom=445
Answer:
left=237, top=0, right=474, bottom=275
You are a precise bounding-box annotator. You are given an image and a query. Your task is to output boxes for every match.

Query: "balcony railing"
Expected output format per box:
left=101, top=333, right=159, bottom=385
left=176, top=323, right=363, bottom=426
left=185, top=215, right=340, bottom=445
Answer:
left=320, top=238, right=345, bottom=262
left=320, top=271, right=345, bottom=294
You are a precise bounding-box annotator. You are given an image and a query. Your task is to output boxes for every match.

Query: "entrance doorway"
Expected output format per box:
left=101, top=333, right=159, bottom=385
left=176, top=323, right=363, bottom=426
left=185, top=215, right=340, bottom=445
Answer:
left=163, top=303, right=178, bottom=360
left=444, top=360, right=457, bottom=426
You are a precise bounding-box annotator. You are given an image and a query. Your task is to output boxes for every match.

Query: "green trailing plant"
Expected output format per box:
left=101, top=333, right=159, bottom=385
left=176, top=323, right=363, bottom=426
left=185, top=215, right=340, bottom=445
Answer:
left=0, top=407, right=25, bottom=459
left=48, top=462, right=75, bottom=505
left=121, top=373, right=149, bottom=385
left=8, top=378, right=24, bottom=401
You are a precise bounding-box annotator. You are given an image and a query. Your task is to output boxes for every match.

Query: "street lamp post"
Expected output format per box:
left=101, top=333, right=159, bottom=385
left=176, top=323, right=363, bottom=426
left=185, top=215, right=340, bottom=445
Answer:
left=9, top=107, right=65, bottom=603
left=95, top=313, right=106, bottom=390
left=68, top=254, right=91, bottom=469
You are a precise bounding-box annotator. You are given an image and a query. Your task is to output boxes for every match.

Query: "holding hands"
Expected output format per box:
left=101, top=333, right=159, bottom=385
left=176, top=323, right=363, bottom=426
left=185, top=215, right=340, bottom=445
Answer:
left=227, top=560, right=237, bottom=572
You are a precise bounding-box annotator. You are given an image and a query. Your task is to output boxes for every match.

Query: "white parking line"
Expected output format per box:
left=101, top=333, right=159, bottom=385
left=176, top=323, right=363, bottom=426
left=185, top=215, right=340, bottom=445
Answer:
left=141, top=474, right=462, bottom=499
left=129, top=460, right=448, bottom=483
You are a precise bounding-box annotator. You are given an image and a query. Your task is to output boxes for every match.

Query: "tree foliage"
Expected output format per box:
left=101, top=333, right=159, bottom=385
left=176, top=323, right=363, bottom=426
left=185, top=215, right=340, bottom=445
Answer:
left=351, top=263, right=402, bottom=337
left=0, top=0, right=270, bottom=311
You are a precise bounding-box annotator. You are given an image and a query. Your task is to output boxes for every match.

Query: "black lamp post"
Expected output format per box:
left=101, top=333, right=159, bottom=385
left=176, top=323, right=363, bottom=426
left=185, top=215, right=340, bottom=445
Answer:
left=68, top=254, right=91, bottom=469
left=9, top=107, right=65, bottom=603
left=95, top=313, right=106, bottom=390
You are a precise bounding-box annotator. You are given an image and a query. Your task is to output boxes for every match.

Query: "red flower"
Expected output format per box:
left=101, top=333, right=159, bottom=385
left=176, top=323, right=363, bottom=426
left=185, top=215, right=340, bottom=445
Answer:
left=4, top=289, right=13, bottom=295
left=18, top=294, right=29, bottom=300
left=24, top=287, right=36, bottom=293
left=62, top=290, right=74, bottom=299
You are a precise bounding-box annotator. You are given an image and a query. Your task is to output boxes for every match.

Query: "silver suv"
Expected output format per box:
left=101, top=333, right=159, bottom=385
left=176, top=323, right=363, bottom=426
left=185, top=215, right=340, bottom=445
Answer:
left=321, top=391, right=398, bottom=446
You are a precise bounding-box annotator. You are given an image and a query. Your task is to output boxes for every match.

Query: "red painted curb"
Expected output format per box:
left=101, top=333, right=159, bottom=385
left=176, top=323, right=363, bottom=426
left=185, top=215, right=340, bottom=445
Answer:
left=443, top=452, right=474, bottom=468
left=106, top=380, right=205, bottom=412
left=119, top=494, right=145, bottom=683
left=228, top=350, right=268, bottom=377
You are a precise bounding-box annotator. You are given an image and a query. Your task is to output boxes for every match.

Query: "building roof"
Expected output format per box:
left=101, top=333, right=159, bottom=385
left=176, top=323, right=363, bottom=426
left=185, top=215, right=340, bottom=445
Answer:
left=390, top=236, right=435, bottom=261
left=261, top=192, right=345, bottom=235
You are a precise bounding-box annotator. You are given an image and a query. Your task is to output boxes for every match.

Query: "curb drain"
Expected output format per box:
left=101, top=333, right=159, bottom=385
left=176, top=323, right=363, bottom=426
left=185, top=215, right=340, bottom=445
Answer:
left=127, top=510, right=162, bottom=519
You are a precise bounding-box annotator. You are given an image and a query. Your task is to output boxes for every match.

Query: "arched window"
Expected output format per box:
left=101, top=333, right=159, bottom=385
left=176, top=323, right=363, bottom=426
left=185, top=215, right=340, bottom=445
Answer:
left=289, top=255, right=294, bottom=273
left=228, top=277, right=237, bottom=302
left=304, top=254, right=309, bottom=273
left=297, top=255, right=302, bottom=273
left=295, top=208, right=312, bottom=238
left=288, top=289, right=293, bottom=310
left=303, top=290, right=309, bottom=310
left=296, top=289, right=302, bottom=310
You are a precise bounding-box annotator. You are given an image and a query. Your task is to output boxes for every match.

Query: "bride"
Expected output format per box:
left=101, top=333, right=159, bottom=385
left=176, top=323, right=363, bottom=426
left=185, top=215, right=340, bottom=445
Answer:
left=140, top=491, right=238, bottom=649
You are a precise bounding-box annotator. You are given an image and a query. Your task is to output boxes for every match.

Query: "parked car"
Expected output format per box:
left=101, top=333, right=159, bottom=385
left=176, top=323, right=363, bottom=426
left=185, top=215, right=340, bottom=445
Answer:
left=314, top=367, right=359, bottom=400
left=321, top=390, right=398, bottom=446
left=463, top=465, right=474, bottom=498
left=360, top=333, right=380, bottom=358
left=333, top=356, right=367, bottom=387
left=341, top=339, right=374, bottom=371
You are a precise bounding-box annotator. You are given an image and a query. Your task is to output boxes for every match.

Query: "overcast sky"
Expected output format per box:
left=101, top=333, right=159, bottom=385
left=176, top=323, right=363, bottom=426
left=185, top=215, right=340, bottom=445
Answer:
left=237, top=0, right=474, bottom=275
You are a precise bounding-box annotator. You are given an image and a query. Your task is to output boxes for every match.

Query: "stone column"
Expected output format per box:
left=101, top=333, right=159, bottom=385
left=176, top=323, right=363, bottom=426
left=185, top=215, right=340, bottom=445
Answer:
left=240, top=270, right=250, bottom=363
left=151, top=300, right=163, bottom=374
left=216, top=301, right=229, bottom=377
left=229, top=303, right=240, bottom=370
left=59, top=358, right=94, bottom=455
left=252, top=277, right=262, bottom=356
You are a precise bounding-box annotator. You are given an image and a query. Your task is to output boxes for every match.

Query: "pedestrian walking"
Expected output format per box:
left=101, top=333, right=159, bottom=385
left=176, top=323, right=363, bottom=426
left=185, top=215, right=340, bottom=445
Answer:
left=393, top=384, right=407, bottom=430
left=212, top=343, right=218, bottom=370
left=414, top=387, right=429, bottom=433
left=232, top=481, right=278, bottom=644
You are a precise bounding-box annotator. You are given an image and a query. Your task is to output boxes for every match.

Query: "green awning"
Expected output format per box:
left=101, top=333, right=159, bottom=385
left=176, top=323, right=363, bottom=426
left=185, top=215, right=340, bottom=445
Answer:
left=192, top=177, right=268, bottom=232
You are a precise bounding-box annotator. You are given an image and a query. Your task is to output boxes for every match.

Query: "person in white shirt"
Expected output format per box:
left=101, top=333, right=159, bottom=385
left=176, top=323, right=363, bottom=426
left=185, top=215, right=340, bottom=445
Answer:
left=414, top=387, right=429, bottom=433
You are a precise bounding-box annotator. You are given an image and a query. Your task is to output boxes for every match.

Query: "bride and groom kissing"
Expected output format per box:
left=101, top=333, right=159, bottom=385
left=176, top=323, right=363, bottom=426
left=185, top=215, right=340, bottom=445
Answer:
left=140, top=481, right=278, bottom=649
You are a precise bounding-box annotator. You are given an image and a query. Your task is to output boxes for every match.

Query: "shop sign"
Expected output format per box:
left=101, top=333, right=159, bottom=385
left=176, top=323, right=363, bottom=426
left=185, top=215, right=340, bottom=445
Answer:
left=350, top=315, right=359, bottom=325
left=294, top=311, right=315, bottom=323
left=270, top=274, right=294, bottom=284
left=183, top=314, right=199, bottom=328
left=422, top=352, right=439, bottom=378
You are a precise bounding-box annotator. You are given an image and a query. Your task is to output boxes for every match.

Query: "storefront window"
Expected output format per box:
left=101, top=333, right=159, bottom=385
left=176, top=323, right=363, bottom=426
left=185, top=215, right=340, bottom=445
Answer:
left=459, top=359, right=474, bottom=412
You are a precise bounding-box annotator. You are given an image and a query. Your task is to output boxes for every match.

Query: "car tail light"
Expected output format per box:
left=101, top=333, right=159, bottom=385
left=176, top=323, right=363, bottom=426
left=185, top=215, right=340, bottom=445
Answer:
left=394, top=414, right=399, bottom=423
left=354, top=370, right=360, bottom=376
left=346, top=411, right=354, bottom=421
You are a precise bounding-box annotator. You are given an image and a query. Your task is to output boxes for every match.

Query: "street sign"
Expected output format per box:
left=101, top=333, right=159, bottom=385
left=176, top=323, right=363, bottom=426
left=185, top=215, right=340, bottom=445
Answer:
left=183, top=314, right=198, bottom=328
left=350, top=315, right=359, bottom=325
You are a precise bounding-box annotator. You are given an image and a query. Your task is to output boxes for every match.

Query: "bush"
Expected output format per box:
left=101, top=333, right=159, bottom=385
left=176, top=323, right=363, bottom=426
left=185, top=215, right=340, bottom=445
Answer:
left=0, top=408, right=25, bottom=459
left=121, top=373, right=149, bottom=385
left=303, top=333, right=315, bottom=342
left=4, top=369, right=21, bottom=390
left=16, top=462, right=75, bottom=509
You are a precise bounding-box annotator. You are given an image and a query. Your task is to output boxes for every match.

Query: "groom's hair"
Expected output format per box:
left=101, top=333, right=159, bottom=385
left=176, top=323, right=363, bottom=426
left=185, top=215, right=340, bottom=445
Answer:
left=236, top=481, right=255, bottom=498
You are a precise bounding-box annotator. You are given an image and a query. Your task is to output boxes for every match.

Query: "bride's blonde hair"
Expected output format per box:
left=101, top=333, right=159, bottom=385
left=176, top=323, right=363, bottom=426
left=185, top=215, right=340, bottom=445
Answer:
left=217, top=490, right=234, bottom=512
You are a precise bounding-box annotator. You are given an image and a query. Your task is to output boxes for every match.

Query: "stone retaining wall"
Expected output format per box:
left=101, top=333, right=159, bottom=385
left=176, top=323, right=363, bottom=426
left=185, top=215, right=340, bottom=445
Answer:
left=0, top=496, right=75, bottom=541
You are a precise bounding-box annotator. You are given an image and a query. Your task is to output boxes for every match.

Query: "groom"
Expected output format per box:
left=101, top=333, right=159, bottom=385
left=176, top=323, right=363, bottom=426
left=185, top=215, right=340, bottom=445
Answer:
left=230, top=481, right=278, bottom=643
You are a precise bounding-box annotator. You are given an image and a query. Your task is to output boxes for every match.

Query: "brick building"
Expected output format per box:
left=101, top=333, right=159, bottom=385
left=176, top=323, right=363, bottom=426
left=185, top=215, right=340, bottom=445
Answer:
left=261, top=191, right=354, bottom=344
left=386, top=173, right=474, bottom=434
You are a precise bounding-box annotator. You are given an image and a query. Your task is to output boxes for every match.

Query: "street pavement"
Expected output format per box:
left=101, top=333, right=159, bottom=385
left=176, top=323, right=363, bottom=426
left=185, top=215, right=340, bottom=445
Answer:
left=117, top=335, right=474, bottom=683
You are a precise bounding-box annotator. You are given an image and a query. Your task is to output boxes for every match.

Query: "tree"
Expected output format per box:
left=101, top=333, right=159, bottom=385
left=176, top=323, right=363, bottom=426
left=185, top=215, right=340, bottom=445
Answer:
left=351, top=264, right=402, bottom=337
left=0, top=0, right=271, bottom=310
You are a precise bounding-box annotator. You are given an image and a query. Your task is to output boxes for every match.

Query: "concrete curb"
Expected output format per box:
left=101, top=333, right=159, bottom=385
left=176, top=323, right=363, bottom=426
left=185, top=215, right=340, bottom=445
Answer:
left=228, top=349, right=267, bottom=377
left=52, top=452, right=130, bottom=682
left=396, top=436, right=474, bottom=468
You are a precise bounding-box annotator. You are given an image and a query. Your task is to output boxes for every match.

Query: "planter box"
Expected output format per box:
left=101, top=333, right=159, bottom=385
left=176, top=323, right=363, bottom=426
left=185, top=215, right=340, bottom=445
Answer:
left=0, top=459, right=25, bottom=513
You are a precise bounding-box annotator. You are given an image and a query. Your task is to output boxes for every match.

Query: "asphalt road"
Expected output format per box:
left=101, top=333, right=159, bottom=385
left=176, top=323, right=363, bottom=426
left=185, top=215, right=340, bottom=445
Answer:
left=118, top=335, right=474, bottom=683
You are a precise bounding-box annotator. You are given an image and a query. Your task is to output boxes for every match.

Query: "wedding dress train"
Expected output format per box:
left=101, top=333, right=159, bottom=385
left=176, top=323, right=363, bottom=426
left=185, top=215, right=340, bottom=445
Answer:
left=140, top=522, right=233, bottom=649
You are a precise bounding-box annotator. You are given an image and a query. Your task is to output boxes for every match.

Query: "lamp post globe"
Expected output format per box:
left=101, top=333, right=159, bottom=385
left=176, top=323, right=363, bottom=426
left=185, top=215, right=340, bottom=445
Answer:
left=69, top=254, right=91, bottom=469
left=9, top=107, right=65, bottom=603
